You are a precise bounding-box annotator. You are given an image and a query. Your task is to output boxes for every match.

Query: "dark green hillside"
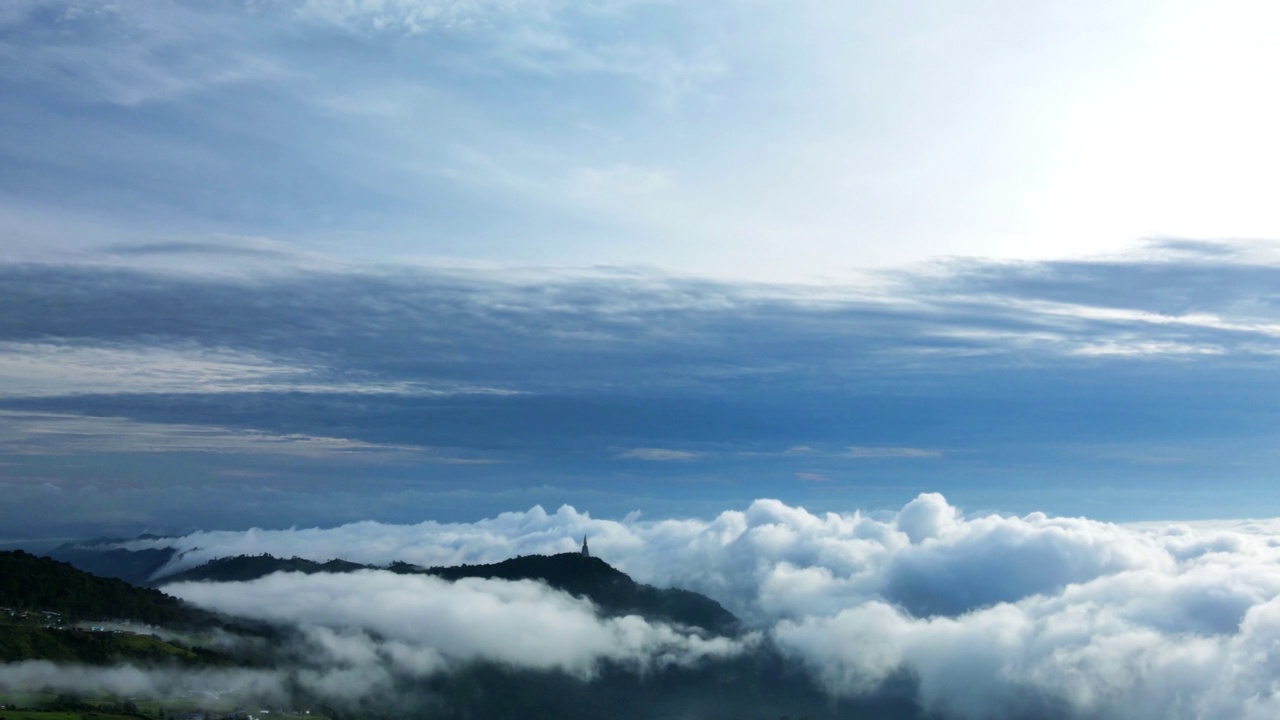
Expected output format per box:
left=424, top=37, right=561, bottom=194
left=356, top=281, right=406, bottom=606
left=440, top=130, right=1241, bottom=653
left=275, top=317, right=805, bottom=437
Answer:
left=418, top=553, right=740, bottom=636
left=153, top=554, right=367, bottom=585
left=0, top=550, right=206, bottom=626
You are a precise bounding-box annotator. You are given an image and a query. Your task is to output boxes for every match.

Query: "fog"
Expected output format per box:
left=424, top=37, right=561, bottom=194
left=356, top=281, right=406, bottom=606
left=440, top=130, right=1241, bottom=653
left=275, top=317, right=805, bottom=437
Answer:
left=165, top=571, right=751, bottom=679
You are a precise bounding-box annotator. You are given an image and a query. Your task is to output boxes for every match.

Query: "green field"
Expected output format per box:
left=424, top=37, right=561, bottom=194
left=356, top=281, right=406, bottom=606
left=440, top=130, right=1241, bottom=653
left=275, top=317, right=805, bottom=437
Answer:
left=0, top=692, right=329, bottom=720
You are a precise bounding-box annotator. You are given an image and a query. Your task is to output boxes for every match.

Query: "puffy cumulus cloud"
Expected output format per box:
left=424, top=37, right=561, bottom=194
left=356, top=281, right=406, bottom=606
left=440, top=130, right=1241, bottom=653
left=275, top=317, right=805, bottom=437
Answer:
left=116, top=494, right=1280, bottom=718
left=881, top=505, right=1169, bottom=618
left=774, top=572, right=1280, bottom=719
left=164, top=570, right=749, bottom=680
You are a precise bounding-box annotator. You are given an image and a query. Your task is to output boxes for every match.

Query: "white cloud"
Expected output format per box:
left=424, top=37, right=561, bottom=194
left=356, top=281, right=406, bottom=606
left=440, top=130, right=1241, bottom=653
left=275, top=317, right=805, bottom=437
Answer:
left=845, top=446, right=943, bottom=459
left=0, top=410, right=489, bottom=460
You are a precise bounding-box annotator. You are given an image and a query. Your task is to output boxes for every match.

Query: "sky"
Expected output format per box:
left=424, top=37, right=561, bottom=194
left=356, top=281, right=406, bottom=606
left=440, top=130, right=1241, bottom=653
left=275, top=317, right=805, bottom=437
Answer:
left=4, top=0, right=1280, bottom=541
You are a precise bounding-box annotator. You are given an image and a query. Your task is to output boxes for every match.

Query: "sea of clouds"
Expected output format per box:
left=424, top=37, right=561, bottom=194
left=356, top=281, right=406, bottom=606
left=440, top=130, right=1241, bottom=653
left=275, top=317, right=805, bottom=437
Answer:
left=19, top=494, right=1280, bottom=719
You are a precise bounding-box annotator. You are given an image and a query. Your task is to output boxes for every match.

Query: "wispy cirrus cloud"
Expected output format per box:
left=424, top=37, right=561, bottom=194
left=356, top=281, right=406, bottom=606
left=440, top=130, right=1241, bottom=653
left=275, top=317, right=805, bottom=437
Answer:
left=844, top=447, right=942, bottom=460
left=618, top=447, right=701, bottom=461
left=0, top=341, right=522, bottom=398
left=0, top=410, right=491, bottom=460
left=0, top=1, right=289, bottom=107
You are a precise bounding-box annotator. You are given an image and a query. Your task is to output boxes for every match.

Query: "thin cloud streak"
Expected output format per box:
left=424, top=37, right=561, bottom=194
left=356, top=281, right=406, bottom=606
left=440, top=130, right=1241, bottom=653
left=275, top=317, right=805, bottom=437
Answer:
left=845, top=447, right=942, bottom=459
left=0, top=410, right=490, bottom=460
left=618, top=448, right=701, bottom=461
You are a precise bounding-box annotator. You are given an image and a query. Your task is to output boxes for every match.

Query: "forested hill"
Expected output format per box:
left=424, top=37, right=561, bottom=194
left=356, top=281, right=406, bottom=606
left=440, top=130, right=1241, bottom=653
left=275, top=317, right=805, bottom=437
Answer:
left=153, top=551, right=740, bottom=635
left=417, top=553, right=741, bottom=636
left=0, top=550, right=205, bottom=626
left=47, top=538, right=177, bottom=586
left=155, top=554, right=368, bottom=585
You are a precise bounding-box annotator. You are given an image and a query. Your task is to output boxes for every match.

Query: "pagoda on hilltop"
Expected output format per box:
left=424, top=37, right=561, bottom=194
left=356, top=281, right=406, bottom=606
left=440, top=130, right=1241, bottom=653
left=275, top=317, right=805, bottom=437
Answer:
left=581, top=535, right=590, bottom=558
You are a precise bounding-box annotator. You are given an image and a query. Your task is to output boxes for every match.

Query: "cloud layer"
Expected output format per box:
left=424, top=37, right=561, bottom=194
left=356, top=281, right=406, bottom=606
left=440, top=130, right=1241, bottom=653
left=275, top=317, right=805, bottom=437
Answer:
left=165, top=570, right=748, bottom=680
left=90, top=494, right=1280, bottom=718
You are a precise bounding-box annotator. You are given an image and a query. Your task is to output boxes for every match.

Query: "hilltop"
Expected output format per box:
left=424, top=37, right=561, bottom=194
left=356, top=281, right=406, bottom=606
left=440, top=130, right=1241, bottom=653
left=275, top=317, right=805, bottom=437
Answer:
left=417, top=553, right=740, bottom=635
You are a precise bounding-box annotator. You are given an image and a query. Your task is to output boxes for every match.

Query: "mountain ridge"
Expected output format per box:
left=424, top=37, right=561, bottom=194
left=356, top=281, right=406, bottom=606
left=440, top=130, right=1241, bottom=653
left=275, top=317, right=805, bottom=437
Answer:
left=155, top=551, right=741, bottom=636
left=0, top=550, right=234, bottom=666
left=47, top=538, right=178, bottom=586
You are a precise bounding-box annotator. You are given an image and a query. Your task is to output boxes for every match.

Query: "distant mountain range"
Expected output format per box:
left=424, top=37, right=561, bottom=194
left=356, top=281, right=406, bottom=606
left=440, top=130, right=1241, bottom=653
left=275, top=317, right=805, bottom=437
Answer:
left=47, top=537, right=178, bottom=585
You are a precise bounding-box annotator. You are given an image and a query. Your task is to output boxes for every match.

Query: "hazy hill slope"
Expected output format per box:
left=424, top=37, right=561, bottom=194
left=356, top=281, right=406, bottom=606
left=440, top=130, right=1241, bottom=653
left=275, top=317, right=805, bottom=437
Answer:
left=47, top=539, right=177, bottom=586
left=155, top=554, right=367, bottom=585
left=416, top=553, right=740, bottom=635
left=0, top=550, right=236, bottom=666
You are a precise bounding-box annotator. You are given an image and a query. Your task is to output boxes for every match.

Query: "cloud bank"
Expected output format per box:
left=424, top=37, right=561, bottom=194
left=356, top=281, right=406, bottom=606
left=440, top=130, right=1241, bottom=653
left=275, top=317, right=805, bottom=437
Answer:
left=164, top=570, right=749, bottom=680
left=102, top=494, right=1280, bottom=719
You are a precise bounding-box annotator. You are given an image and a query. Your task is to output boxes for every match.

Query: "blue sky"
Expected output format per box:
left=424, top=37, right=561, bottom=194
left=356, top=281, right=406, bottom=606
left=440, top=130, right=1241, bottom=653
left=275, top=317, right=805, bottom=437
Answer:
left=4, top=1, right=1280, bottom=540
